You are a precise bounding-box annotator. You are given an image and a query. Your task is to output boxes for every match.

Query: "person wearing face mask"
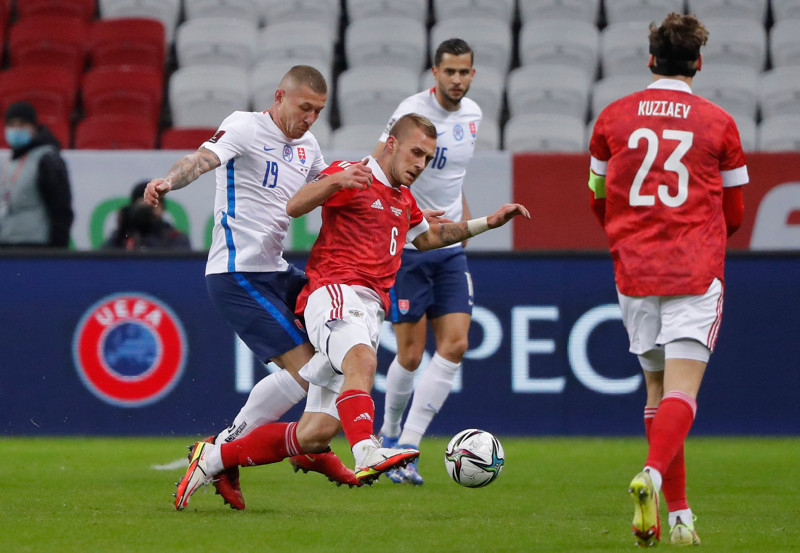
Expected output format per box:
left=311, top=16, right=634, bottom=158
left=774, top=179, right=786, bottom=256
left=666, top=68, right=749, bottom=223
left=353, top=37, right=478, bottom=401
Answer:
left=0, top=101, right=73, bottom=248
left=103, top=181, right=191, bottom=251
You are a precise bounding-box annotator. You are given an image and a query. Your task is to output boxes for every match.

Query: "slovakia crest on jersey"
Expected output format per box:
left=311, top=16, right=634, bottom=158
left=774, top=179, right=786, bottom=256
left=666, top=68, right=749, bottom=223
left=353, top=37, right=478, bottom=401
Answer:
left=398, top=299, right=410, bottom=314
left=72, top=293, right=188, bottom=407
left=298, top=147, right=306, bottom=164
left=453, top=124, right=464, bottom=141
left=283, top=144, right=293, bottom=162
left=469, top=122, right=477, bottom=138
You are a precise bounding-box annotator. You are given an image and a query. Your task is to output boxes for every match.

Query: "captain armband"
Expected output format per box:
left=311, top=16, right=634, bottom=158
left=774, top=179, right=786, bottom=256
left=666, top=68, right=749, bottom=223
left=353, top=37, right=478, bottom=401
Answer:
left=467, top=216, right=489, bottom=237
left=588, top=170, right=606, bottom=199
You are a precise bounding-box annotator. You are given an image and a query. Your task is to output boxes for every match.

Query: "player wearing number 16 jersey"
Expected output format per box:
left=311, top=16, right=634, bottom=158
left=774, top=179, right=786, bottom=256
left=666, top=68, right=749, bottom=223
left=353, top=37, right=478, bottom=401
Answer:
left=588, top=13, right=748, bottom=546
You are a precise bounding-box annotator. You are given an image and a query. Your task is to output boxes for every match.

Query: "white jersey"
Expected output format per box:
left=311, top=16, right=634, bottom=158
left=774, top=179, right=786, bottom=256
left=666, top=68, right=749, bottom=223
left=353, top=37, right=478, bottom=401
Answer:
left=202, top=110, right=326, bottom=275
left=379, top=88, right=481, bottom=249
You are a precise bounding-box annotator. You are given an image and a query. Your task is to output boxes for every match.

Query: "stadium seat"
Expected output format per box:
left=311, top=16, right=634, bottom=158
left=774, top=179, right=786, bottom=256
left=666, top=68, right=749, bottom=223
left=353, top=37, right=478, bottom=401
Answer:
left=345, top=17, right=427, bottom=72
left=258, top=21, right=335, bottom=71
left=732, top=114, right=756, bottom=152
left=772, top=0, right=800, bottom=21
left=169, top=65, right=250, bottom=128
left=309, top=118, right=332, bottom=150
left=98, top=0, right=180, bottom=43
left=758, top=67, right=800, bottom=120
left=475, top=118, right=500, bottom=151
left=74, top=115, right=157, bottom=149
left=0, top=66, right=78, bottom=122
left=517, top=0, right=600, bottom=24
left=82, top=65, right=164, bottom=124
left=89, top=18, right=166, bottom=70
left=8, top=16, right=89, bottom=76
left=507, top=64, right=591, bottom=120
left=519, top=19, right=599, bottom=81
left=769, top=19, right=800, bottom=69
left=250, top=58, right=333, bottom=112
left=175, top=17, right=258, bottom=69
left=16, top=0, right=96, bottom=22
left=503, top=113, right=585, bottom=153
left=433, top=0, right=515, bottom=24
left=0, top=115, right=70, bottom=149
left=603, top=0, right=684, bottom=25
left=700, top=18, right=767, bottom=72
left=183, top=0, right=262, bottom=23
left=346, top=0, right=428, bottom=23
left=693, top=65, right=758, bottom=121
left=337, top=66, right=419, bottom=126
left=259, top=0, right=340, bottom=35
left=431, top=17, right=513, bottom=73
left=686, top=0, right=768, bottom=23
left=600, top=22, right=653, bottom=78
left=419, top=64, right=506, bottom=122
left=758, top=115, right=800, bottom=152
left=591, top=75, right=647, bottom=119
left=330, top=124, right=386, bottom=152
left=160, top=127, right=217, bottom=150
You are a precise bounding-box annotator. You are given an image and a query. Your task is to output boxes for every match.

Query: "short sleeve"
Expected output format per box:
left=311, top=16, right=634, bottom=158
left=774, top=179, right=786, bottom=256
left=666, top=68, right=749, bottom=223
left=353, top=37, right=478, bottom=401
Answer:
left=201, top=111, right=254, bottom=165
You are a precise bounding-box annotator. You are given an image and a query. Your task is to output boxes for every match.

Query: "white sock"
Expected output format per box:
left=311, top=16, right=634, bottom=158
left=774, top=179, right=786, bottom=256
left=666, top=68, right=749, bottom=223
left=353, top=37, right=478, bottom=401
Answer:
left=352, top=438, right=373, bottom=467
left=205, top=442, right=224, bottom=476
left=399, top=353, right=461, bottom=448
left=668, top=508, right=694, bottom=528
left=644, top=466, right=663, bottom=492
left=380, top=357, right=416, bottom=438
left=215, top=369, right=307, bottom=444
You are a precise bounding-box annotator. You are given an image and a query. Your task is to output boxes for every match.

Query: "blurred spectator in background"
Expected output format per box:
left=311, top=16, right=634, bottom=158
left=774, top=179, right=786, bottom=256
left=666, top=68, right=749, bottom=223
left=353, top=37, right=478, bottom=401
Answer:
left=0, top=101, right=73, bottom=248
left=103, top=181, right=191, bottom=250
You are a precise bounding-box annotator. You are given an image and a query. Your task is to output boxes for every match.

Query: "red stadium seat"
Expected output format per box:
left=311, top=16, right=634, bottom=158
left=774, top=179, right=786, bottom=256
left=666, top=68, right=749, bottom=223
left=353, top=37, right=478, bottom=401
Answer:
left=89, top=18, right=166, bottom=70
left=0, top=116, right=71, bottom=150
left=0, top=66, right=78, bottom=122
left=74, top=115, right=157, bottom=149
left=82, top=65, right=164, bottom=123
left=160, top=127, right=217, bottom=150
left=16, top=0, right=97, bottom=22
left=8, top=16, right=89, bottom=76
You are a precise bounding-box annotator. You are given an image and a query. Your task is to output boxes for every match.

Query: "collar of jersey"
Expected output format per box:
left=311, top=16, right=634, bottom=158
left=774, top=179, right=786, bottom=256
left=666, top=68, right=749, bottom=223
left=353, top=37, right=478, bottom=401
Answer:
left=364, top=156, right=394, bottom=189
left=647, top=78, right=692, bottom=94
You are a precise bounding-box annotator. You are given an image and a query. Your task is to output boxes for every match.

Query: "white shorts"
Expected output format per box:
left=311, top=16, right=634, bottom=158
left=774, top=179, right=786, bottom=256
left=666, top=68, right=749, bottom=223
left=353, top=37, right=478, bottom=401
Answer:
left=304, top=383, right=340, bottom=420
left=618, top=278, right=724, bottom=365
left=303, top=283, right=385, bottom=387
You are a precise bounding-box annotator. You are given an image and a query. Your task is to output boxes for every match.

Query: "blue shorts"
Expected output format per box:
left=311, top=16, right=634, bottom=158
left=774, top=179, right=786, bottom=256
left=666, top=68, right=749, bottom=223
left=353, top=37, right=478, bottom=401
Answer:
left=206, top=267, right=309, bottom=363
left=389, top=246, right=473, bottom=323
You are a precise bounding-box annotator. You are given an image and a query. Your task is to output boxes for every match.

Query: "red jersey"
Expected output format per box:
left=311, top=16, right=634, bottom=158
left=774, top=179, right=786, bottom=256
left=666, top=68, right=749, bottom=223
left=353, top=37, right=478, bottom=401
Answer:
left=589, top=79, right=748, bottom=296
left=296, top=157, right=428, bottom=313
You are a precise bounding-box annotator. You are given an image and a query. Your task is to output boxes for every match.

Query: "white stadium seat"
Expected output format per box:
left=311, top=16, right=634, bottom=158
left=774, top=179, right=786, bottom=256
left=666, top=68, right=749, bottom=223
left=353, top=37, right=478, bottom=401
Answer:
left=507, top=64, right=591, bottom=120
left=591, top=75, right=648, bottom=119
left=175, top=18, right=257, bottom=69
left=257, top=21, right=336, bottom=70
left=601, top=21, right=655, bottom=78
left=346, top=0, right=428, bottom=23
left=504, top=113, right=586, bottom=153
left=309, top=118, right=332, bottom=150
left=259, top=0, right=340, bottom=35
left=769, top=19, right=800, bottom=69
left=475, top=118, right=501, bottom=151
left=330, top=124, right=386, bottom=152
left=431, top=17, right=513, bottom=73
left=337, top=66, right=419, bottom=126
left=758, top=67, right=800, bottom=120
left=517, top=0, right=600, bottom=25
left=732, top=114, right=756, bottom=152
left=419, top=65, right=506, bottom=122
left=758, top=115, right=800, bottom=151
left=169, top=65, right=250, bottom=128
left=345, top=17, right=427, bottom=72
left=700, top=18, right=767, bottom=72
left=433, top=0, right=515, bottom=24
left=693, top=65, right=758, bottom=121
left=603, top=0, right=684, bottom=25
left=519, top=19, right=599, bottom=81
left=686, top=0, right=768, bottom=23
left=99, top=0, right=181, bottom=42
left=249, top=59, right=333, bottom=113
left=771, top=0, right=800, bottom=21
left=183, top=0, right=262, bottom=23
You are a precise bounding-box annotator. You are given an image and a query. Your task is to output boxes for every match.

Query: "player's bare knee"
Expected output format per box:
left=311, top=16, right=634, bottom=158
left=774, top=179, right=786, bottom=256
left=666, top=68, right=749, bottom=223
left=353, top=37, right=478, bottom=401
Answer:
left=397, top=349, right=424, bottom=371
left=438, top=337, right=468, bottom=362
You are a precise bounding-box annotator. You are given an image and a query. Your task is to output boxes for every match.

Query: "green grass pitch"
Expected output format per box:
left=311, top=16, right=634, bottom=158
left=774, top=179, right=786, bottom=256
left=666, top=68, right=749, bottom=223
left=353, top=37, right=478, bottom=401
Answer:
left=1, top=436, right=797, bottom=552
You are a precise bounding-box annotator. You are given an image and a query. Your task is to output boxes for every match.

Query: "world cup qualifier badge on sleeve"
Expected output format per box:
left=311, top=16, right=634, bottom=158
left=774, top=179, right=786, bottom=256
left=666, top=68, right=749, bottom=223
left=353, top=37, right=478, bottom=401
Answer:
left=72, top=293, right=188, bottom=407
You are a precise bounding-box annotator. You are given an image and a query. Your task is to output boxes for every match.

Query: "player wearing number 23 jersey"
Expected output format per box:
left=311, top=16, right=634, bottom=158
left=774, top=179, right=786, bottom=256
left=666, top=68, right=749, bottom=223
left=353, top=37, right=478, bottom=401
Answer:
left=589, top=79, right=748, bottom=297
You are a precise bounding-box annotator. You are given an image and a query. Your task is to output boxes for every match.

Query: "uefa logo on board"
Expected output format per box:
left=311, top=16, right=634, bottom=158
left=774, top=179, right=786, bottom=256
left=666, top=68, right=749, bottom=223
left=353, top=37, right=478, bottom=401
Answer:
left=72, top=293, right=188, bottom=408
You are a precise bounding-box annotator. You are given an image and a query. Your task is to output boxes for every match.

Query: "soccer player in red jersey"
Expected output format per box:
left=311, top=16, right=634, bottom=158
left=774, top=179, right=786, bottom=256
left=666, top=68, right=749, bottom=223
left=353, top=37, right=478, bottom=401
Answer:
left=173, top=114, right=528, bottom=506
left=588, top=13, right=748, bottom=546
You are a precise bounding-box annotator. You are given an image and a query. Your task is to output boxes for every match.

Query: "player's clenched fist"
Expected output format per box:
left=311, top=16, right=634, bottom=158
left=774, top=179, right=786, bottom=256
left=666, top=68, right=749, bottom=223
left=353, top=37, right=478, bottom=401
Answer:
left=339, top=159, right=372, bottom=190
left=144, top=178, right=172, bottom=207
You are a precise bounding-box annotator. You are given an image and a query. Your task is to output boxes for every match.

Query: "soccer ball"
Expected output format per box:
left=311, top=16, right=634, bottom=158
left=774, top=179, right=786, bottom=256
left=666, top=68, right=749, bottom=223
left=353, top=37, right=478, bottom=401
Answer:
left=444, top=429, right=505, bottom=488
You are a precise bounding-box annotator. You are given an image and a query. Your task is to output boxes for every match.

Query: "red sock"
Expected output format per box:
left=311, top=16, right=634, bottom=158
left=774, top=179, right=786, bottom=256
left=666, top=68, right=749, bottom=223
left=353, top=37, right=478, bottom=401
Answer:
left=336, top=389, right=375, bottom=447
left=645, top=391, right=697, bottom=475
left=645, top=405, right=689, bottom=511
left=219, top=422, right=302, bottom=468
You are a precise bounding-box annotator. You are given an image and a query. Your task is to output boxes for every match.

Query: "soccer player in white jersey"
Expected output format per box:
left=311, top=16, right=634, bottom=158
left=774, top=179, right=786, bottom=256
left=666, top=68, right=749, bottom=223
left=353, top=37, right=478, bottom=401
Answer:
left=144, top=65, right=373, bottom=511
left=588, top=14, right=748, bottom=546
left=371, top=39, right=482, bottom=485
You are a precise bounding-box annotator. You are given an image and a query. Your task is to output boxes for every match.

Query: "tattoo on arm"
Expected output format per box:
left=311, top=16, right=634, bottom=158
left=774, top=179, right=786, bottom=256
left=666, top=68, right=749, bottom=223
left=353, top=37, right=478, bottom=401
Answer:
left=436, top=221, right=471, bottom=246
left=165, top=148, right=221, bottom=190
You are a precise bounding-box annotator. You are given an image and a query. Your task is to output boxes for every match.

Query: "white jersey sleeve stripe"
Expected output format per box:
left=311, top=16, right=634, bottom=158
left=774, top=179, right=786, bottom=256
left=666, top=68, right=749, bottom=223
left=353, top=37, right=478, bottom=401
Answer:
left=721, top=166, right=748, bottom=188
